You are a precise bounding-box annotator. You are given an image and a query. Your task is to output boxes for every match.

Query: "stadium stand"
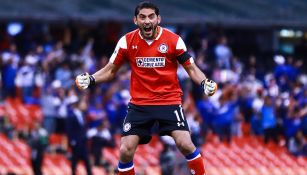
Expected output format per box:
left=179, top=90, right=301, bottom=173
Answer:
left=3, top=98, right=42, bottom=130
left=1, top=0, right=307, bottom=26
left=0, top=132, right=306, bottom=175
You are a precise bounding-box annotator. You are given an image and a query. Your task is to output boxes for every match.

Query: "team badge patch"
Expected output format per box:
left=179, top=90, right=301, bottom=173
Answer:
left=158, top=43, right=168, bottom=53
left=123, top=123, right=131, bottom=132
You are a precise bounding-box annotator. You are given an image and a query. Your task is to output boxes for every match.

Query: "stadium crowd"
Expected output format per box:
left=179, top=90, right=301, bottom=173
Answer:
left=0, top=23, right=307, bottom=174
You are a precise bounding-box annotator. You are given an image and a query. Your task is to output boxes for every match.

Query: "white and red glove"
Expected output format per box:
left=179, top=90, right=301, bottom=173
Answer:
left=201, top=79, right=217, bottom=96
left=75, top=72, right=95, bottom=90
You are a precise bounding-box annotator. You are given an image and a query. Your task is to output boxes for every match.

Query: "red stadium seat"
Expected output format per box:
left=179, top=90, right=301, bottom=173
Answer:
left=202, top=135, right=307, bottom=175
left=3, top=98, right=43, bottom=131
left=1, top=132, right=307, bottom=175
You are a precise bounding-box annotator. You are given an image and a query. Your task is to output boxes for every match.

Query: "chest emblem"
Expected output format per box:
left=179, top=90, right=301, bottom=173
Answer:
left=158, top=43, right=168, bottom=53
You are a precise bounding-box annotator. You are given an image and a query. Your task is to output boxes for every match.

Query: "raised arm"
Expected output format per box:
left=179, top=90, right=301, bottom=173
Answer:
left=174, top=36, right=217, bottom=96
left=76, top=35, right=127, bottom=90
left=183, top=62, right=218, bottom=96
left=92, top=62, right=119, bottom=83
left=183, top=62, right=206, bottom=85
left=75, top=62, right=119, bottom=90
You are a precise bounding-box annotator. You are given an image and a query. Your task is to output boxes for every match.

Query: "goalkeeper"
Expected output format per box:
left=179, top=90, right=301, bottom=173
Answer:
left=76, top=1, right=217, bottom=175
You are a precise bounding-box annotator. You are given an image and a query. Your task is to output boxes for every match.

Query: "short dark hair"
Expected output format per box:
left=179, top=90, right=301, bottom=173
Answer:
left=134, top=1, right=160, bottom=17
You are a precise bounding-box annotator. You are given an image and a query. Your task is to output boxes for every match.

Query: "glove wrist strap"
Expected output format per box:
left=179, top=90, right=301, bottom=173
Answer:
left=200, top=79, right=207, bottom=87
left=89, top=75, right=96, bottom=87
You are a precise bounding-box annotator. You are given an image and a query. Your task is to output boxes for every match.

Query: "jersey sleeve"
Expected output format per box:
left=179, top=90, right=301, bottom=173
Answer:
left=109, top=36, right=128, bottom=66
left=175, top=37, right=194, bottom=66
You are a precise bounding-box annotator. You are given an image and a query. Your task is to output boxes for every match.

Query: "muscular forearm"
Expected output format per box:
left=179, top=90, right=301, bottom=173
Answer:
left=76, top=62, right=119, bottom=89
left=92, top=68, right=115, bottom=83
left=185, top=63, right=217, bottom=96
left=184, top=63, right=206, bottom=85
left=92, top=62, right=119, bottom=83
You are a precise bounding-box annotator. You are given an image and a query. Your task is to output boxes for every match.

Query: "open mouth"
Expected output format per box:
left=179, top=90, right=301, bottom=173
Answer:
left=143, top=26, right=152, bottom=34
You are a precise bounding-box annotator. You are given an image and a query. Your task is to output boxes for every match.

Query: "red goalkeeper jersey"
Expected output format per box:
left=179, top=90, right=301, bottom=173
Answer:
left=109, top=27, right=194, bottom=105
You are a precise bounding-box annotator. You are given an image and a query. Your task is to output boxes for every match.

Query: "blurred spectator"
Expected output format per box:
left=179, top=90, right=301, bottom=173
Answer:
left=251, top=89, right=265, bottom=135
left=186, top=112, right=203, bottom=148
left=261, top=96, right=278, bottom=144
left=65, top=95, right=92, bottom=175
left=274, top=55, right=300, bottom=86
left=46, top=41, right=65, bottom=63
left=265, top=74, right=279, bottom=97
left=231, top=56, right=243, bottom=75
left=80, top=38, right=96, bottom=73
left=0, top=117, right=15, bottom=139
left=87, top=119, right=115, bottom=167
left=159, top=136, right=176, bottom=175
left=196, top=94, right=215, bottom=142
left=288, top=131, right=307, bottom=157
left=54, top=87, right=71, bottom=134
left=1, top=53, right=17, bottom=99
left=87, top=102, right=107, bottom=128
left=213, top=87, right=239, bottom=143
left=302, top=107, right=307, bottom=137
left=177, top=64, right=191, bottom=100
left=1, top=43, right=20, bottom=69
left=29, top=122, right=48, bottom=175
left=18, top=126, right=31, bottom=140
left=41, top=86, right=58, bottom=134
left=54, top=62, right=72, bottom=89
left=214, top=36, right=232, bottom=69
left=15, top=55, right=43, bottom=103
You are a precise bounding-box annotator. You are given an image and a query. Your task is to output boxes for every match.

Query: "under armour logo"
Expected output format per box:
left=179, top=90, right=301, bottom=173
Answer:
left=177, top=122, right=185, bottom=127
left=132, top=45, right=137, bottom=49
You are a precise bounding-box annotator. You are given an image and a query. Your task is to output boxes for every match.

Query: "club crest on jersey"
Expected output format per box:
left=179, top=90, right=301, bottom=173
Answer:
left=136, top=57, right=165, bottom=68
left=158, top=43, right=168, bottom=53
left=123, top=123, right=131, bottom=132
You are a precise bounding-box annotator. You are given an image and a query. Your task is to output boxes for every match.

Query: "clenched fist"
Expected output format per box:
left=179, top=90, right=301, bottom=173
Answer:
left=201, top=79, right=217, bottom=96
left=75, top=73, right=95, bottom=90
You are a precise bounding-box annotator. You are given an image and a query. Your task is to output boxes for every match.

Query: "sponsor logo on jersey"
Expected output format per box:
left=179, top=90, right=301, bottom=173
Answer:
left=136, top=57, right=165, bottom=68
left=158, top=43, right=168, bottom=53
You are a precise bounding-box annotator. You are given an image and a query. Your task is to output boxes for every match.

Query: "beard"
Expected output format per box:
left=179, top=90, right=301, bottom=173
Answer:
left=138, top=23, right=159, bottom=40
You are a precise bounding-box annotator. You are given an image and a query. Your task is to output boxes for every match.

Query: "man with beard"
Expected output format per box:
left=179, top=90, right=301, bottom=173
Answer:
left=75, top=1, right=217, bottom=175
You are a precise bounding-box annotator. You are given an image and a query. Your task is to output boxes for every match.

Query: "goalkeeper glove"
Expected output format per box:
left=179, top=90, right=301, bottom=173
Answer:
left=201, top=79, right=217, bottom=96
left=75, top=72, right=95, bottom=90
